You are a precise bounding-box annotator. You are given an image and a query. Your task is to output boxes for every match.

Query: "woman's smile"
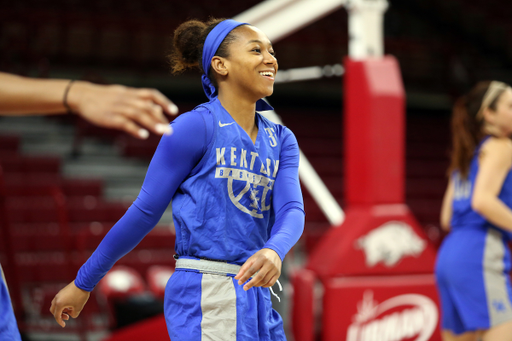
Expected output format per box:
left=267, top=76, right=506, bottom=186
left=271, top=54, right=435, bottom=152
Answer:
left=258, top=70, right=275, bottom=81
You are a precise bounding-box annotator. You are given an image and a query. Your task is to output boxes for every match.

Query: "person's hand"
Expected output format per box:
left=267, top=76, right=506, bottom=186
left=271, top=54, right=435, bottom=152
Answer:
left=50, top=281, right=91, bottom=328
left=68, top=81, right=179, bottom=139
left=234, top=248, right=282, bottom=291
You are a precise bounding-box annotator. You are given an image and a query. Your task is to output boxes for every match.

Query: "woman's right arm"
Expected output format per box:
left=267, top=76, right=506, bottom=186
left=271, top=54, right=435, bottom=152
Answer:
left=471, top=138, right=512, bottom=231
left=50, top=110, right=212, bottom=327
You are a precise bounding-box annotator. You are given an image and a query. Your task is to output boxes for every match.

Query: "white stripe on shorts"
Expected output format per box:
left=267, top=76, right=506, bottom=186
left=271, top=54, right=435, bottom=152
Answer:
left=201, top=273, right=237, bottom=341
left=483, top=228, right=512, bottom=326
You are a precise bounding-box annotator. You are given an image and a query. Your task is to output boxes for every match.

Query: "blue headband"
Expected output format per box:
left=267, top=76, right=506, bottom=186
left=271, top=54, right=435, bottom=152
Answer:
left=201, top=19, right=273, bottom=112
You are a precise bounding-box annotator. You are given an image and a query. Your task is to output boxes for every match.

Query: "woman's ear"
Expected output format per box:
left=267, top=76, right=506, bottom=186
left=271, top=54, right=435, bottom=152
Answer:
left=211, top=57, right=228, bottom=76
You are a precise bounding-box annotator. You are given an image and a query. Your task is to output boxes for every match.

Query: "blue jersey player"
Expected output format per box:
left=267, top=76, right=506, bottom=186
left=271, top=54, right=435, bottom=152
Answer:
left=436, top=81, right=512, bottom=341
left=50, top=18, right=305, bottom=340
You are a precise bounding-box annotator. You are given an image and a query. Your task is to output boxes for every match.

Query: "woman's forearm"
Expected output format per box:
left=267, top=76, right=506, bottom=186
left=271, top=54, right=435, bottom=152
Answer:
left=0, top=72, right=178, bottom=138
left=0, top=72, right=72, bottom=114
left=472, top=196, right=512, bottom=232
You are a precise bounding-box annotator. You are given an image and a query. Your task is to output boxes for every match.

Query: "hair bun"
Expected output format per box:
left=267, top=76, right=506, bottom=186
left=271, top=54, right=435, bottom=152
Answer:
left=169, top=20, right=207, bottom=74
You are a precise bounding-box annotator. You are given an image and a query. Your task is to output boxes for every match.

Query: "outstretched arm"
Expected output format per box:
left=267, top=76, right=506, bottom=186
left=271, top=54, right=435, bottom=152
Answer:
left=0, top=72, right=178, bottom=138
left=50, top=111, right=212, bottom=327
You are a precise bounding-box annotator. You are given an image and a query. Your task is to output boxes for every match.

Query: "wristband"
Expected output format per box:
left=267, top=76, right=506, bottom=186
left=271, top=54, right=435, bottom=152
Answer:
left=63, top=80, right=75, bottom=114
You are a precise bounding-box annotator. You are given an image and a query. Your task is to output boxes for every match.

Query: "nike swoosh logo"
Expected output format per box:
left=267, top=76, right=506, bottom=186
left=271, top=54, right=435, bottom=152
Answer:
left=219, top=121, right=234, bottom=127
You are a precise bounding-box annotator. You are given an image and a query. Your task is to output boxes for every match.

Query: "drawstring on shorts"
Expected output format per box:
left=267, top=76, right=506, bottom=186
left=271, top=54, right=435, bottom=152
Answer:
left=269, top=279, right=283, bottom=302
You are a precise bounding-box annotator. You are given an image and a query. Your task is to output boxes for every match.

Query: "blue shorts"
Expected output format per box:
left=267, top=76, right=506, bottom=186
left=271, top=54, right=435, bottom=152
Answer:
left=435, top=228, right=512, bottom=334
left=163, top=260, right=285, bottom=341
left=0, top=264, right=22, bottom=341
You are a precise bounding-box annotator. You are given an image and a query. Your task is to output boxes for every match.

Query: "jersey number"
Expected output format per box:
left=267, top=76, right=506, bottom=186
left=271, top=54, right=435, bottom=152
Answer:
left=265, top=128, right=277, bottom=147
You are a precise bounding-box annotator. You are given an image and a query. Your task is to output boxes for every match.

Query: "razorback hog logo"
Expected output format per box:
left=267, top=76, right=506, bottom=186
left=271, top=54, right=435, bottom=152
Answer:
left=356, top=221, right=426, bottom=267
left=347, top=291, right=438, bottom=341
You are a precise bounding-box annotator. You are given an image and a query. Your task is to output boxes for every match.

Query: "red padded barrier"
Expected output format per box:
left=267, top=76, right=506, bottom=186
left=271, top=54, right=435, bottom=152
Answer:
left=292, top=57, right=442, bottom=341
left=291, top=269, right=317, bottom=341
left=307, top=205, right=437, bottom=278
left=322, top=275, right=441, bottom=341
left=344, top=57, right=405, bottom=205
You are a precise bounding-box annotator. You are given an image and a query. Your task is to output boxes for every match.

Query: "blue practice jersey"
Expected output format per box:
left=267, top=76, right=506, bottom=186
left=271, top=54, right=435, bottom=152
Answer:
left=451, top=136, right=512, bottom=239
left=75, top=98, right=304, bottom=291
left=173, top=99, right=298, bottom=263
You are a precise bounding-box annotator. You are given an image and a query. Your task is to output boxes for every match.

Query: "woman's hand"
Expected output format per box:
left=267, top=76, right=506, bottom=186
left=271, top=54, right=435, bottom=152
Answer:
left=50, top=281, right=91, bottom=328
left=235, top=248, right=282, bottom=291
left=68, top=81, right=178, bottom=139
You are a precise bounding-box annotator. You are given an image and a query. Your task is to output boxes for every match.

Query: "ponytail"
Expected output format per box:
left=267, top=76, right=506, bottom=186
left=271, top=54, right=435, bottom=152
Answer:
left=169, top=20, right=207, bottom=74
left=448, top=96, right=482, bottom=178
left=168, top=17, right=237, bottom=78
left=448, top=81, right=507, bottom=178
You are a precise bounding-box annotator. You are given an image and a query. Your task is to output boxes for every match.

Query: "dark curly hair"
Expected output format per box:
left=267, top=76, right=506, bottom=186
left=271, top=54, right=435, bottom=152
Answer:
left=168, top=18, right=245, bottom=87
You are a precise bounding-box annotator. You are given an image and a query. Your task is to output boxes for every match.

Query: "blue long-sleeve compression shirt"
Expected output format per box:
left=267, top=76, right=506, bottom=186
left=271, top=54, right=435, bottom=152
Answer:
left=75, top=99, right=305, bottom=291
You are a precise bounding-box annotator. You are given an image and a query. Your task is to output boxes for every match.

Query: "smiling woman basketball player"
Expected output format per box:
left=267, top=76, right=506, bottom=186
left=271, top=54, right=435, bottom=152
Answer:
left=50, top=18, right=305, bottom=340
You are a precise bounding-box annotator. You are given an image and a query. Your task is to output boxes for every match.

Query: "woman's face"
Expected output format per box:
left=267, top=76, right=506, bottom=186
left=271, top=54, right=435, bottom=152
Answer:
left=221, top=25, right=278, bottom=100
left=487, top=88, right=512, bottom=136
